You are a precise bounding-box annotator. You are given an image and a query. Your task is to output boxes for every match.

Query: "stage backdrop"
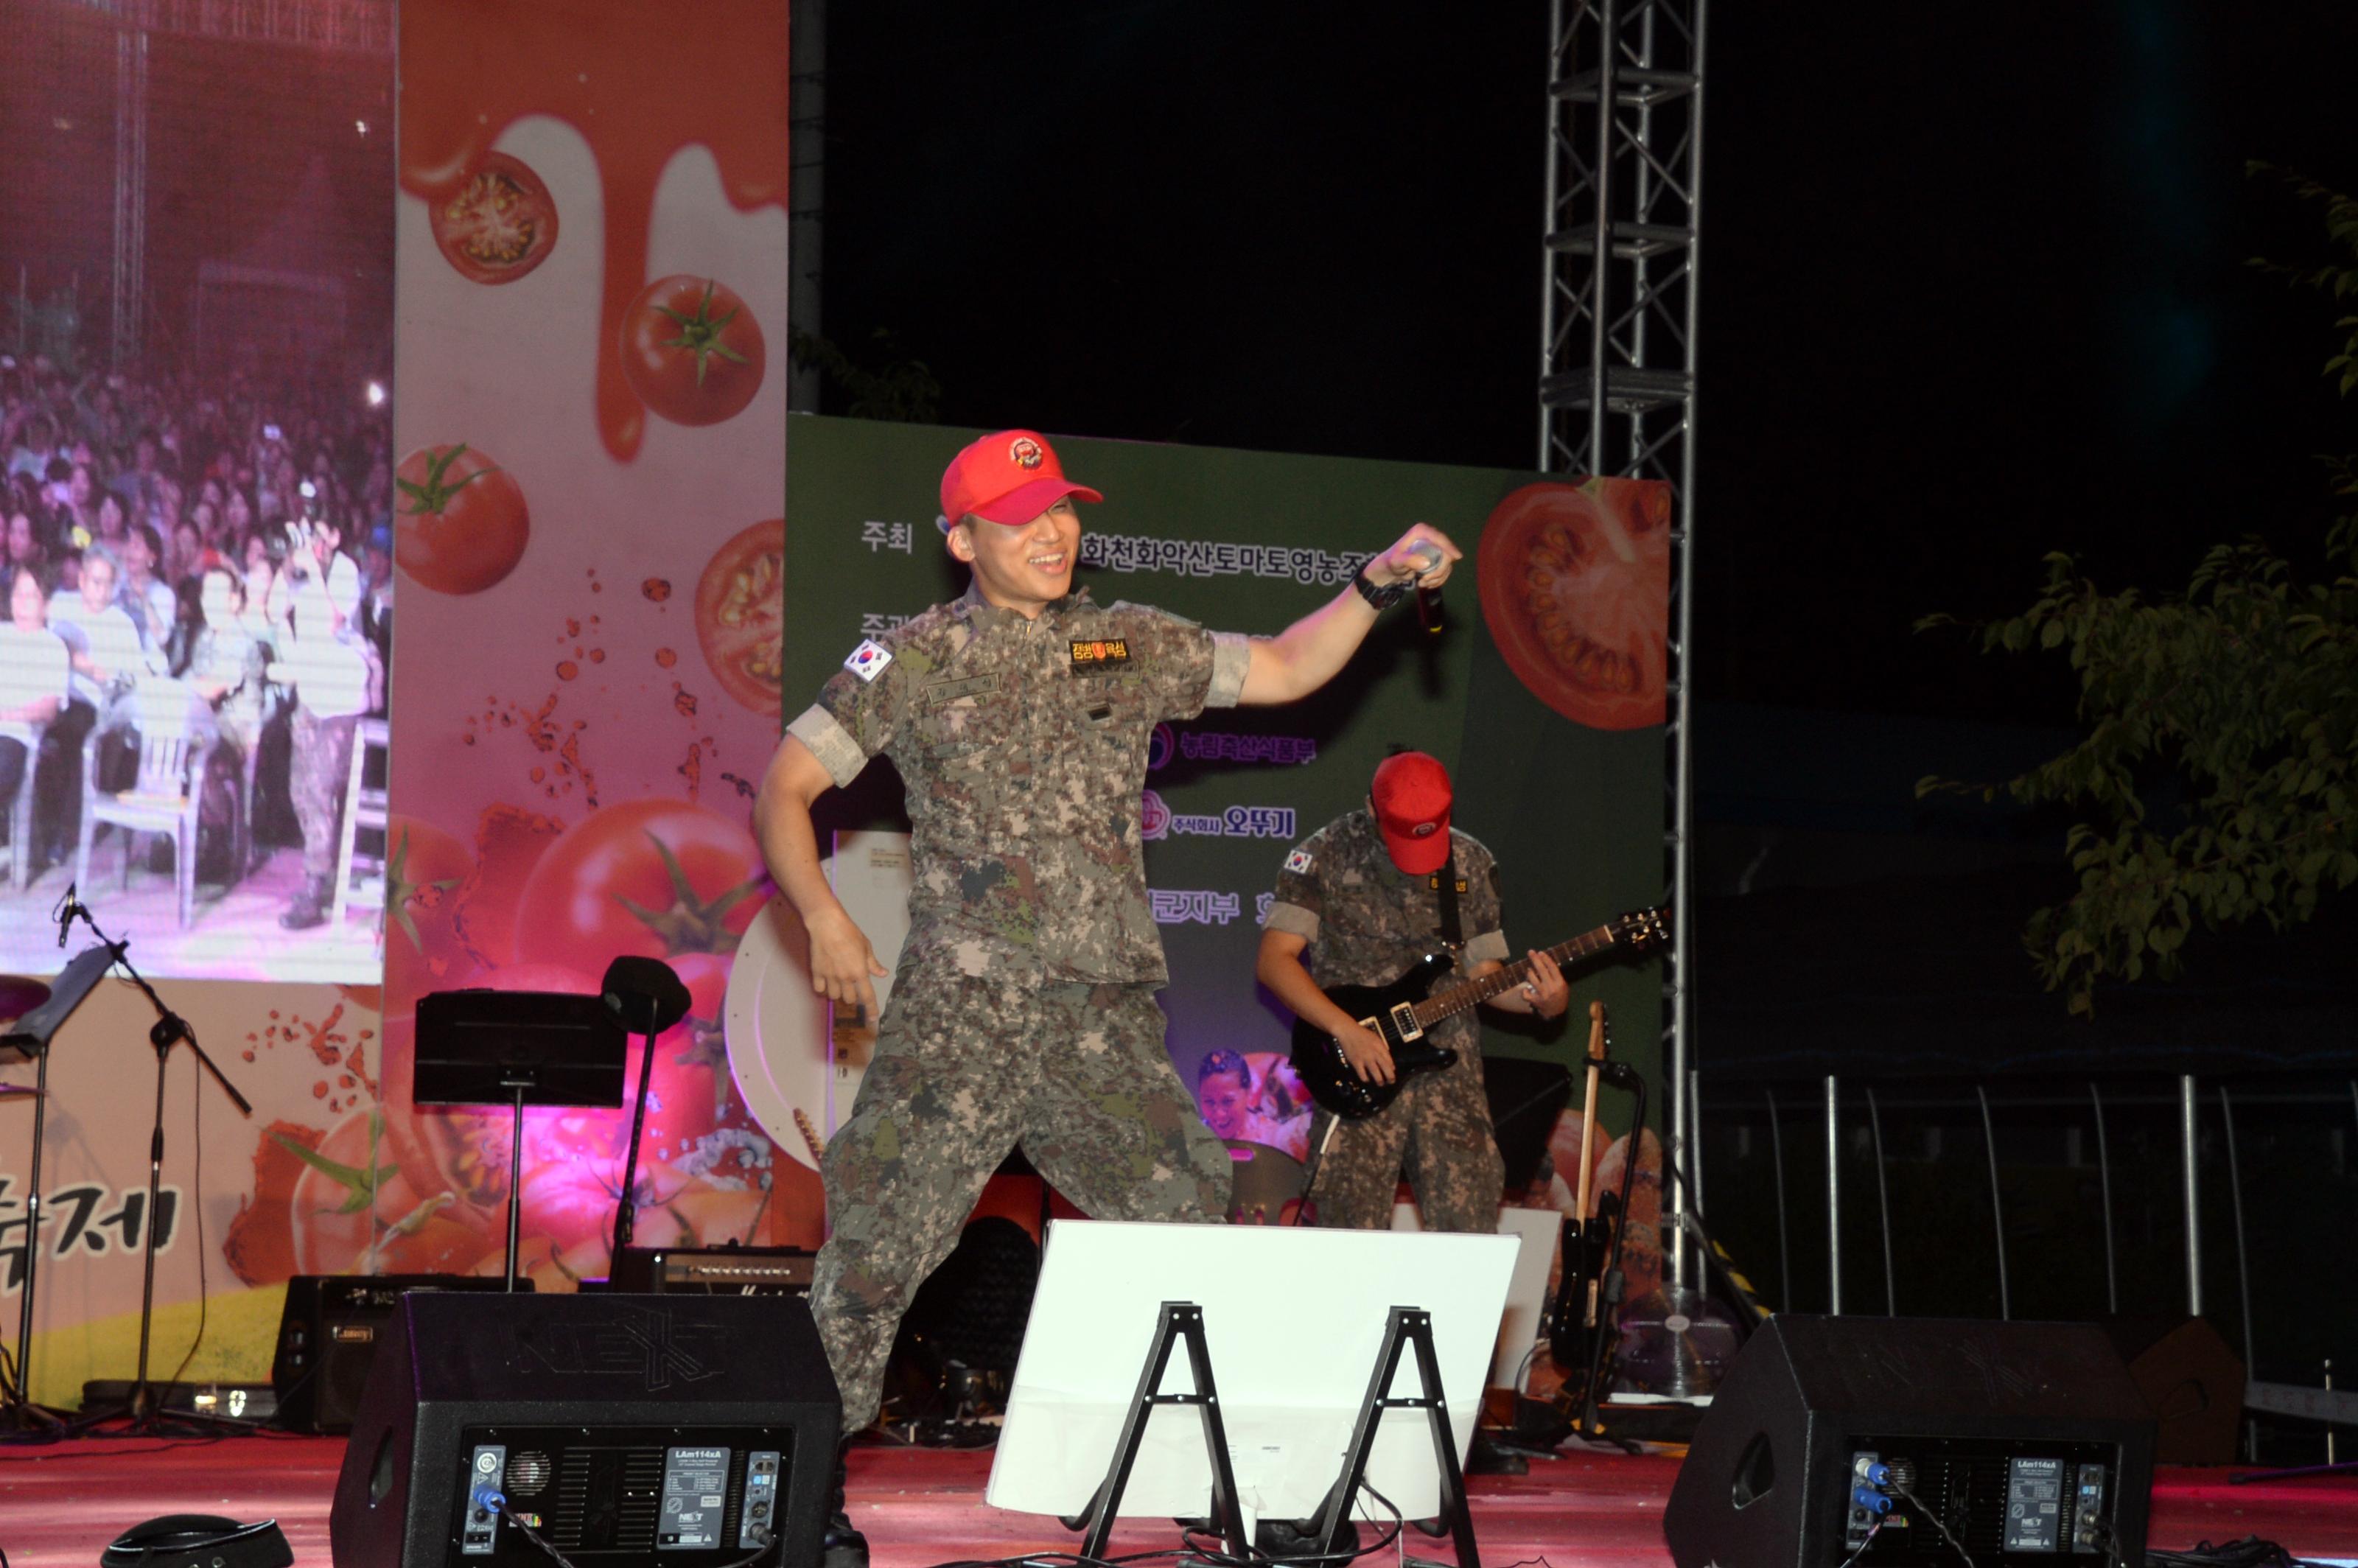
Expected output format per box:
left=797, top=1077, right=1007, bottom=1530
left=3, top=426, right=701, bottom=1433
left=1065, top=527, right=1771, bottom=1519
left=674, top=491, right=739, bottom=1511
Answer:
left=778, top=416, right=1670, bottom=1160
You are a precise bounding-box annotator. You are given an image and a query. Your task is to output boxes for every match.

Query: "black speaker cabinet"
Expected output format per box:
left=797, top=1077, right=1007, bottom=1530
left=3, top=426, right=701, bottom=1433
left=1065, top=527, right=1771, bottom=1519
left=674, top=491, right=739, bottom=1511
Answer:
left=273, top=1275, right=525, bottom=1435
left=1663, top=1317, right=2157, bottom=1568
left=330, top=1292, right=840, bottom=1568
left=2102, top=1316, right=2245, bottom=1465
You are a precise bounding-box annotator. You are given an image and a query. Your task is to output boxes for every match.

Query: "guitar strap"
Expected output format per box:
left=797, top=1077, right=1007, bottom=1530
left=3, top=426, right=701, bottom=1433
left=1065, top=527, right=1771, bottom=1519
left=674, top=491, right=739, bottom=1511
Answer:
left=1433, top=846, right=1463, bottom=952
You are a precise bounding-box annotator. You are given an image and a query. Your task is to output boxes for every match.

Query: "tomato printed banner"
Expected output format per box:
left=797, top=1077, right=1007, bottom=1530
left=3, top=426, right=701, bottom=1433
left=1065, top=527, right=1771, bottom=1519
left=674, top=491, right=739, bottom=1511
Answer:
left=779, top=417, right=1670, bottom=1138
left=377, top=0, right=808, bottom=1292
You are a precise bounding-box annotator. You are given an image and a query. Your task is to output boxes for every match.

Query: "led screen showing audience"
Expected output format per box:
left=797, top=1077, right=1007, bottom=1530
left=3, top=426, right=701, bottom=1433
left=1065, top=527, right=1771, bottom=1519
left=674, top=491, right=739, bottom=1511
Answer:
left=0, top=5, right=393, bottom=979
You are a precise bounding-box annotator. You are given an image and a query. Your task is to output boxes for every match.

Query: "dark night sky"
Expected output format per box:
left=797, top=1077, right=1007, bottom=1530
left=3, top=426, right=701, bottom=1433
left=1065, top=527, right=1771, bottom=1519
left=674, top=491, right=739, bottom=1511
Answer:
left=821, top=1, right=2358, bottom=724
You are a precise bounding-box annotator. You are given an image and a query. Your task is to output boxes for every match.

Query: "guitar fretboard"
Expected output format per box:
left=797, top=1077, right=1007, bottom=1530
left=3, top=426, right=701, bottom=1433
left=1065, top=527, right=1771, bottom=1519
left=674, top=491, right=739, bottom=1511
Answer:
left=1411, top=921, right=1629, bottom=1028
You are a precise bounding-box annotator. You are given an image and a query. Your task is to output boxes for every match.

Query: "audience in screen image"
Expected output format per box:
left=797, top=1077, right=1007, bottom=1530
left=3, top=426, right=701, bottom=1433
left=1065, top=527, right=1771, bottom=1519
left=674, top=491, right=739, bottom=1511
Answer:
left=0, top=353, right=393, bottom=967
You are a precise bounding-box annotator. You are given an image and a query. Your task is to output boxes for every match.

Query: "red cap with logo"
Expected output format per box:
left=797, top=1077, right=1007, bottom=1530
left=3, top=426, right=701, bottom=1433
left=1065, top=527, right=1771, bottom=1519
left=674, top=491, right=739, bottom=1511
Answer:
left=1371, top=751, right=1454, bottom=875
left=940, top=428, right=1104, bottom=531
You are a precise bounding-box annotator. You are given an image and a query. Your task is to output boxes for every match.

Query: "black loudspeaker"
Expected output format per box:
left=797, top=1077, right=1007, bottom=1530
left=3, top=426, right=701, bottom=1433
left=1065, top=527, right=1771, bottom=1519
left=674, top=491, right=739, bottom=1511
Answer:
left=330, top=1292, right=840, bottom=1568
left=1663, top=1316, right=2156, bottom=1568
left=2102, top=1316, right=2245, bottom=1465
left=273, top=1275, right=525, bottom=1435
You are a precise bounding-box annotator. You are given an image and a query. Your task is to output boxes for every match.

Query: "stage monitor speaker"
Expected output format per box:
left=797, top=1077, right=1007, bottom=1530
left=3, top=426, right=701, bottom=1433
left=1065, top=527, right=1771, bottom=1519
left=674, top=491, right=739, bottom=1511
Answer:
left=272, top=1275, right=524, bottom=1435
left=2102, top=1316, right=2245, bottom=1465
left=1662, top=1316, right=2156, bottom=1568
left=330, top=1292, right=840, bottom=1568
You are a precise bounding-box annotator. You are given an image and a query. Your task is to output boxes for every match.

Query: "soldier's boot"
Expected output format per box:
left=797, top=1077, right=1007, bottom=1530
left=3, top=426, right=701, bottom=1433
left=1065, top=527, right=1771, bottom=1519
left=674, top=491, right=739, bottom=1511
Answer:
left=279, top=875, right=333, bottom=931
left=823, top=1441, right=867, bottom=1568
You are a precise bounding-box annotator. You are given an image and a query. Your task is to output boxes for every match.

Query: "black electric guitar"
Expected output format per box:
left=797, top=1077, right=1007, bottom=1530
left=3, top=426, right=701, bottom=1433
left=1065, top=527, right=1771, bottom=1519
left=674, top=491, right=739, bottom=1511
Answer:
left=1290, top=906, right=1668, bottom=1120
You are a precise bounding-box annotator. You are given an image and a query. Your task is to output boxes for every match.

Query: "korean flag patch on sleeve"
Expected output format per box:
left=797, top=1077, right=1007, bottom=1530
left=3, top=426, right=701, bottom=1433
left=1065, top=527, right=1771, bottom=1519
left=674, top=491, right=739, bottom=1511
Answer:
left=844, top=638, right=895, bottom=682
left=1283, top=847, right=1315, bottom=875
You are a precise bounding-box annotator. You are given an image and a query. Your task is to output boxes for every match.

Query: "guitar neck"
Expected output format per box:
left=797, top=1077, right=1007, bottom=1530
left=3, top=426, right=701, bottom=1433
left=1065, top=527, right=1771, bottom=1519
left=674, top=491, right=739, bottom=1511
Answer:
left=1412, top=922, right=1624, bottom=1028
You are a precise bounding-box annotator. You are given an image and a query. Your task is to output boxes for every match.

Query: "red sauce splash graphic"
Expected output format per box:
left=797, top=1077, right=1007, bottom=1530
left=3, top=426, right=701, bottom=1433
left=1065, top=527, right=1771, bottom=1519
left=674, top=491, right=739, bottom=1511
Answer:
left=399, top=1, right=790, bottom=461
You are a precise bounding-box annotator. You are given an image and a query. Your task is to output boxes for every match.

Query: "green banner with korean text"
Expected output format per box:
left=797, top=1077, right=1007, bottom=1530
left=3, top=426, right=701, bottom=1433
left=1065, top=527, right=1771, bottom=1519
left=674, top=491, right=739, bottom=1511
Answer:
left=784, top=414, right=1668, bottom=1163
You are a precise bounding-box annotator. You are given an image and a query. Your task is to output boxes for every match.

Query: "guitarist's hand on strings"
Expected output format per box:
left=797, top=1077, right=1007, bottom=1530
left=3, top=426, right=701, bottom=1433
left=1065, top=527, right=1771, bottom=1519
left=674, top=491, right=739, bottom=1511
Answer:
left=1333, top=1017, right=1395, bottom=1085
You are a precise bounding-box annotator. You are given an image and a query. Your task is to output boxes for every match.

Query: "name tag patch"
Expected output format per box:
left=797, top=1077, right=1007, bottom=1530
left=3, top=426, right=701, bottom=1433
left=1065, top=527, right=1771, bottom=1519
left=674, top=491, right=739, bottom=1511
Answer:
left=1069, top=637, right=1132, bottom=671
left=844, top=639, right=894, bottom=682
left=923, top=673, right=1002, bottom=704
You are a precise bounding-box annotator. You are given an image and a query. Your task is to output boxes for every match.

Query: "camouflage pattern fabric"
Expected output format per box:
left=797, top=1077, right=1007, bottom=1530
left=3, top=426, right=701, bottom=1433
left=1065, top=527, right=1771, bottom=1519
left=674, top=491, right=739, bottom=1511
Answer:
left=788, top=583, right=1250, bottom=984
left=789, top=581, right=1250, bottom=1429
left=1267, top=811, right=1512, bottom=1234
left=809, top=968, right=1232, bottom=1429
left=289, top=704, right=355, bottom=881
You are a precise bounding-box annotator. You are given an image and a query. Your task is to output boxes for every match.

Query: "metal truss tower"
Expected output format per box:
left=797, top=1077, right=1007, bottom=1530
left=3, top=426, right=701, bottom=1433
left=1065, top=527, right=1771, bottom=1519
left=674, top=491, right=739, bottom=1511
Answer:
left=1537, top=0, right=1706, bottom=1290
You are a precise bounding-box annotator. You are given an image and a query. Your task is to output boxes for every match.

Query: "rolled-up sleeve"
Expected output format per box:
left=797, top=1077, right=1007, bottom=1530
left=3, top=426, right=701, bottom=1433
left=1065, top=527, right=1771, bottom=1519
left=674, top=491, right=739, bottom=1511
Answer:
left=786, top=704, right=870, bottom=789
left=1206, top=631, right=1252, bottom=709
left=1264, top=900, right=1319, bottom=941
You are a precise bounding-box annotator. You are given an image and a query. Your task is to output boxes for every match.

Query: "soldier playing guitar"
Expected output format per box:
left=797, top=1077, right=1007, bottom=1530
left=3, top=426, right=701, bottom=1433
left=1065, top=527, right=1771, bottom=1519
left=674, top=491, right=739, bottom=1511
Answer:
left=1254, top=751, right=1570, bottom=1232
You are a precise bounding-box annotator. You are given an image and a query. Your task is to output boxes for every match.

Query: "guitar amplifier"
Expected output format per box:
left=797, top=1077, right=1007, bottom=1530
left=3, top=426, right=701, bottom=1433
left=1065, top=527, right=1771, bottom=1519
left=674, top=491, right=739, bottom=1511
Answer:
left=611, top=1245, right=816, bottom=1295
left=273, top=1274, right=527, bottom=1434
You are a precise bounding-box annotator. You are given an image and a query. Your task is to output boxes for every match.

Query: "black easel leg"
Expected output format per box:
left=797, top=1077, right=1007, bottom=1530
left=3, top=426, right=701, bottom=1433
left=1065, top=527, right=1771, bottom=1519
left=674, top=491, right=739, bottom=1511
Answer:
left=1315, top=1308, right=1481, bottom=1568
left=1075, top=1303, right=1250, bottom=1564
left=505, top=1084, right=525, bottom=1292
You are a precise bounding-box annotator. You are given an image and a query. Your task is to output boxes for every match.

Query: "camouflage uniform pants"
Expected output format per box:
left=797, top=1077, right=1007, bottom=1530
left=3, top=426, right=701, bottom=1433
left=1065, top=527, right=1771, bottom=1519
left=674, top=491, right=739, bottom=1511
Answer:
left=289, top=706, right=356, bottom=883
left=810, top=968, right=1232, bottom=1430
left=1306, top=1036, right=1505, bottom=1234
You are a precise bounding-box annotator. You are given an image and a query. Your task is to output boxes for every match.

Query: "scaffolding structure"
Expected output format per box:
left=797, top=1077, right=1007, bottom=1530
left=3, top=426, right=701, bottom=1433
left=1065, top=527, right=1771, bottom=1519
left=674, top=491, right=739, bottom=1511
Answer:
left=1537, top=0, right=1707, bottom=1289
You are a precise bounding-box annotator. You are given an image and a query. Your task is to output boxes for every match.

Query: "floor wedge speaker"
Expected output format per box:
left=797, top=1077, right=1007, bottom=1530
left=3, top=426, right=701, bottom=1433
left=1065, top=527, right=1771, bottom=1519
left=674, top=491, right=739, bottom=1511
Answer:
left=330, top=1292, right=840, bottom=1568
left=1663, top=1316, right=2156, bottom=1568
left=2101, top=1317, right=2245, bottom=1465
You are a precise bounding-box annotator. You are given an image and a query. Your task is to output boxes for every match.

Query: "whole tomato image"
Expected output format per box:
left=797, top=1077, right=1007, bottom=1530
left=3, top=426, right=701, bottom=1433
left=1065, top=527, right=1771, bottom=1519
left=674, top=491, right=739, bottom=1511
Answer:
left=383, top=816, right=477, bottom=1011
left=394, top=443, right=531, bottom=595
left=428, top=150, right=560, bottom=285
left=620, top=276, right=766, bottom=427
left=278, top=1108, right=499, bottom=1275
left=1476, top=480, right=1671, bottom=731
left=696, top=519, right=784, bottom=717
left=512, top=799, right=767, bottom=969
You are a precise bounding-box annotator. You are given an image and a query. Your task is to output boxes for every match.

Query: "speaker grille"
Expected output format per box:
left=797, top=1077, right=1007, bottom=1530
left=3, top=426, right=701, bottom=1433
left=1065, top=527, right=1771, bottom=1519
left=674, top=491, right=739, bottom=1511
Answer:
left=552, top=1448, right=667, bottom=1553
left=505, top=1451, right=553, bottom=1497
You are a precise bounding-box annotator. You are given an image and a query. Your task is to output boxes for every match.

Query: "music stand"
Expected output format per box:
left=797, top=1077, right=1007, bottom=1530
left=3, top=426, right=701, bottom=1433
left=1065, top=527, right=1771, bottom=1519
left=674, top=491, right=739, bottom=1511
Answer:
left=1, top=942, right=121, bottom=1428
left=414, top=989, right=626, bottom=1292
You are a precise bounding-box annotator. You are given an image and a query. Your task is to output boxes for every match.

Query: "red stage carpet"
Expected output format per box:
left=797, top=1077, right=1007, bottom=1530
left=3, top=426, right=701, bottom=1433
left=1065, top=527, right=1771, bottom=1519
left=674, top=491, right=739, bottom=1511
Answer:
left=4, top=1437, right=2357, bottom=1567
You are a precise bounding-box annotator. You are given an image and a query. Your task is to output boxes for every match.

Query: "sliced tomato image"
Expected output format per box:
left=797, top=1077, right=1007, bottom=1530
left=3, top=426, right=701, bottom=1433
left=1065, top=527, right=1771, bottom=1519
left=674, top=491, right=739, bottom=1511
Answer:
left=427, top=150, right=560, bottom=284
left=696, top=519, right=784, bottom=716
left=620, top=276, right=766, bottom=427
left=1476, top=480, right=1672, bottom=731
left=394, top=443, right=530, bottom=595
left=511, top=799, right=769, bottom=968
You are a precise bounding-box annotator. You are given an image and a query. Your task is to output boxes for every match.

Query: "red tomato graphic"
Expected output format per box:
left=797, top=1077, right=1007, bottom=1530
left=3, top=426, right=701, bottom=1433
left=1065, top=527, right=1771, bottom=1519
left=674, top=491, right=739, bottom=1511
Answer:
left=511, top=799, right=766, bottom=967
left=620, top=276, right=766, bottom=427
left=394, top=444, right=530, bottom=595
left=1476, top=481, right=1671, bottom=731
left=695, top=519, right=784, bottom=716
left=427, top=150, right=560, bottom=285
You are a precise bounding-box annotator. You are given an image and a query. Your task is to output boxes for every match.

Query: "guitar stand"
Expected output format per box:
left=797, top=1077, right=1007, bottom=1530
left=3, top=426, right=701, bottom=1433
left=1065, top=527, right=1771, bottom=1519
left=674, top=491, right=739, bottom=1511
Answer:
left=1062, top=1301, right=1250, bottom=1563
left=1309, top=1306, right=1480, bottom=1568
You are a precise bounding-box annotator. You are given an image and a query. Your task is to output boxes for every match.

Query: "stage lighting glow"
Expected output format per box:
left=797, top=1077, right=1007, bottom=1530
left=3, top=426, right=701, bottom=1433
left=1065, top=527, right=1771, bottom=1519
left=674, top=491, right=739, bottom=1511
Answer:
left=365, top=380, right=387, bottom=407
left=356, top=119, right=369, bottom=136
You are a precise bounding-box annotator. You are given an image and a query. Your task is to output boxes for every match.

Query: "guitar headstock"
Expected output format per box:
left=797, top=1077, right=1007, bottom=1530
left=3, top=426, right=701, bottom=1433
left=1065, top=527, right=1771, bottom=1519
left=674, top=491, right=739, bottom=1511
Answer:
left=1611, top=906, right=1670, bottom=953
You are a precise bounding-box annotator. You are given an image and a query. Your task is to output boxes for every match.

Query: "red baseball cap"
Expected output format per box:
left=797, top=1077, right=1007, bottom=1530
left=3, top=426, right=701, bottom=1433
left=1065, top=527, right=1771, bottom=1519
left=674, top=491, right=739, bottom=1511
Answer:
left=1371, top=752, right=1454, bottom=875
left=939, top=428, right=1104, bottom=530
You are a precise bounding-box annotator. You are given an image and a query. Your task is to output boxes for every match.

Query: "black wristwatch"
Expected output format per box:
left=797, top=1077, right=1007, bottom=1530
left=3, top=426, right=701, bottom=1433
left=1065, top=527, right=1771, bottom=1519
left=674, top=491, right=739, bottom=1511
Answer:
left=1352, top=563, right=1409, bottom=611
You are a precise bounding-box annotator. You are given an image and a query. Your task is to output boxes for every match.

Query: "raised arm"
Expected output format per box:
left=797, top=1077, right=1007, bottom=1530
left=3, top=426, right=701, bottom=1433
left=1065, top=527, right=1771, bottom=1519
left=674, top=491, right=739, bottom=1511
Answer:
left=752, top=733, right=889, bottom=1020
left=1236, top=523, right=1461, bottom=705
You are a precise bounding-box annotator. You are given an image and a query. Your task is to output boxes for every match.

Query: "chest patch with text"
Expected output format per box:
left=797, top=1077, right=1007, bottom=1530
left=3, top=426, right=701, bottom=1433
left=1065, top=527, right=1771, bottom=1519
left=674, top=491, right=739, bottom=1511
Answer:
left=1069, top=637, right=1132, bottom=671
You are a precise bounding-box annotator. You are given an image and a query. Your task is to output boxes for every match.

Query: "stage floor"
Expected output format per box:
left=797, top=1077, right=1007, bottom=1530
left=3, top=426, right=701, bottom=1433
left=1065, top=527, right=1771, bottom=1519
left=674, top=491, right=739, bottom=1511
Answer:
left=4, top=1435, right=2357, bottom=1567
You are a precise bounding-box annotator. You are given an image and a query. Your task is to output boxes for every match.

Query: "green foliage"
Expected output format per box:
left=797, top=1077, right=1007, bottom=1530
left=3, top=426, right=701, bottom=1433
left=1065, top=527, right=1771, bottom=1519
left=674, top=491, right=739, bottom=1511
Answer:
left=1918, top=177, right=2358, bottom=1015
left=788, top=326, right=941, bottom=423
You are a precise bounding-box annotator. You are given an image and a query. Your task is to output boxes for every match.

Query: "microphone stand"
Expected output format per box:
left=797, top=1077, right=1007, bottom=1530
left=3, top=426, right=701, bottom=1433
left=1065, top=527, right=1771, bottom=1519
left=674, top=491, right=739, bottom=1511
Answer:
left=61, top=897, right=255, bottom=1435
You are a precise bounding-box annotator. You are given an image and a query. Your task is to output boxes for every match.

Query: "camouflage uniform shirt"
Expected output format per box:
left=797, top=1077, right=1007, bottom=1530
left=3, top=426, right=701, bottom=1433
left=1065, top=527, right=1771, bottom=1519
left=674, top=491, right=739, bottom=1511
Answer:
left=788, top=581, right=1253, bottom=982
left=1264, top=811, right=1512, bottom=1053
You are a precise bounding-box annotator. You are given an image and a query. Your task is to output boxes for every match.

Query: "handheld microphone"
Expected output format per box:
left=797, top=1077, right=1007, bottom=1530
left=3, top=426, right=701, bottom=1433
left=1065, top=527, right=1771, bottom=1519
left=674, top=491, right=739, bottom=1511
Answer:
left=55, top=881, right=78, bottom=949
left=1404, top=542, right=1445, bottom=636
